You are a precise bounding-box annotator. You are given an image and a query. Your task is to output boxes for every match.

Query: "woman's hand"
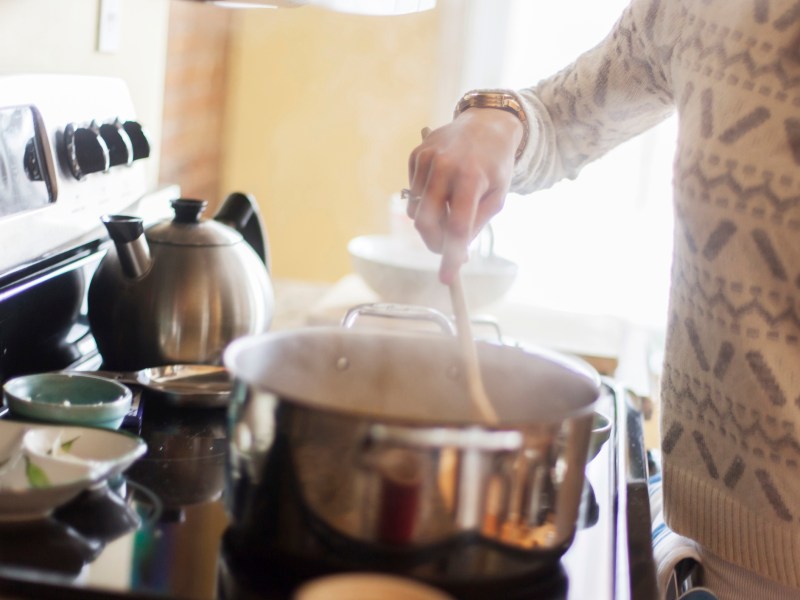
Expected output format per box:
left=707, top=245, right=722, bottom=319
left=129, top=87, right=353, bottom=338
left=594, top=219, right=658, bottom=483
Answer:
left=407, top=107, right=523, bottom=284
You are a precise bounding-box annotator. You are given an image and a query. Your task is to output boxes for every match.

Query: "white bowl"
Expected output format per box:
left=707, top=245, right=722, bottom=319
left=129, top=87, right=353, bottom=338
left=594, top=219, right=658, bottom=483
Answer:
left=0, top=458, right=97, bottom=522
left=348, top=235, right=518, bottom=312
left=0, top=424, right=99, bottom=521
left=23, top=424, right=146, bottom=480
left=0, top=420, right=146, bottom=521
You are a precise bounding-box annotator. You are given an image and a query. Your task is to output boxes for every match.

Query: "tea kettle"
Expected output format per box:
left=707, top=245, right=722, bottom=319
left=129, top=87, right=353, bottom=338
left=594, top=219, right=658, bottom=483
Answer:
left=88, top=193, right=275, bottom=370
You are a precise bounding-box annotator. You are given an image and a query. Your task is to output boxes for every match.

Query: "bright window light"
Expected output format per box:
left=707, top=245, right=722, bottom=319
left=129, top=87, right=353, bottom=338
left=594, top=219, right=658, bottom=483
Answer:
left=465, top=0, right=676, bottom=332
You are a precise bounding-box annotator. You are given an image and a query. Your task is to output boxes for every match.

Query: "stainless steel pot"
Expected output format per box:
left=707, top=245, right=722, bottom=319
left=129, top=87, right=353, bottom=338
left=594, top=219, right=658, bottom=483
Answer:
left=223, top=308, right=601, bottom=568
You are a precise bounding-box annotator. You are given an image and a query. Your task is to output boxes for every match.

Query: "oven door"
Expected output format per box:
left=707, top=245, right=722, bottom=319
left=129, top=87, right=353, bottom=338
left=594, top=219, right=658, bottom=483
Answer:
left=0, top=185, right=176, bottom=391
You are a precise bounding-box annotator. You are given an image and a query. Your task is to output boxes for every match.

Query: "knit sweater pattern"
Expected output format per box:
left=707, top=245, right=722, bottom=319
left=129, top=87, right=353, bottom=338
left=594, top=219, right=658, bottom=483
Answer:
left=509, top=0, right=800, bottom=588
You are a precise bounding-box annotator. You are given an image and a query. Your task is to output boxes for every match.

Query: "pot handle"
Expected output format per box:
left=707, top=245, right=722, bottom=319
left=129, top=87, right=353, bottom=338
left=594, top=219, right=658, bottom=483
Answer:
left=341, top=303, right=456, bottom=335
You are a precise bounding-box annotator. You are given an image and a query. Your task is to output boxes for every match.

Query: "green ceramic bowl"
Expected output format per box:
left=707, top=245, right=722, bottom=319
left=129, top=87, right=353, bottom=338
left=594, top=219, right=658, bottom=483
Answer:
left=3, top=373, right=132, bottom=429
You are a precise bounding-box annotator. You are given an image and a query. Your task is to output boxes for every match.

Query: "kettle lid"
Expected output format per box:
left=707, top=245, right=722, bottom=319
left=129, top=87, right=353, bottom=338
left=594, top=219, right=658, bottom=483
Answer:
left=147, top=199, right=243, bottom=246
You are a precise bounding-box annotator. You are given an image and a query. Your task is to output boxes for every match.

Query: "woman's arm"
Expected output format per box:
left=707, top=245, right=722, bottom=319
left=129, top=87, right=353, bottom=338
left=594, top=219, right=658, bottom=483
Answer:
left=407, top=0, right=679, bottom=283
left=512, top=0, right=677, bottom=193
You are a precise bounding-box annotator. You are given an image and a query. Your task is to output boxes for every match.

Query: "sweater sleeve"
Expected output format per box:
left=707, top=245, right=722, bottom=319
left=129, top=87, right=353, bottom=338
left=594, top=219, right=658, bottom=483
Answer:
left=509, top=0, right=679, bottom=194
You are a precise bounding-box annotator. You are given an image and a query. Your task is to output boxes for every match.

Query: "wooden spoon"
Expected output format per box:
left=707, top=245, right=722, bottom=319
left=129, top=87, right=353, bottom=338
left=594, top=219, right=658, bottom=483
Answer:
left=448, top=272, right=499, bottom=424
left=417, top=126, right=498, bottom=424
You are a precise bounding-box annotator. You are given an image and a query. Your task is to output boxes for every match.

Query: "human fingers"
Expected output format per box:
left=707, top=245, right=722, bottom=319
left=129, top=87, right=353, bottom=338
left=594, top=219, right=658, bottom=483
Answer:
left=406, top=126, right=434, bottom=199
left=400, top=188, right=422, bottom=222
left=412, top=156, right=453, bottom=253
left=406, top=136, right=432, bottom=218
left=404, top=127, right=434, bottom=218
left=438, top=172, right=488, bottom=284
left=473, top=186, right=507, bottom=234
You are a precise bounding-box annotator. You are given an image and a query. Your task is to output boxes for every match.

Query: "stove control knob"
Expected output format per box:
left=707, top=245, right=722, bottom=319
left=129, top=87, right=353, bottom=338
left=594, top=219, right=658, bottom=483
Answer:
left=122, top=121, right=151, bottom=161
left=99, top=119, right=134, bottom=167
left=64, top=122, right=110, bottom=180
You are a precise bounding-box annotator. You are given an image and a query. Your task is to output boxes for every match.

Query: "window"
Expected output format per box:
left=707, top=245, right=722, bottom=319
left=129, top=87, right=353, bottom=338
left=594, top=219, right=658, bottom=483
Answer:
left=454, top=0, right=676, bottom=333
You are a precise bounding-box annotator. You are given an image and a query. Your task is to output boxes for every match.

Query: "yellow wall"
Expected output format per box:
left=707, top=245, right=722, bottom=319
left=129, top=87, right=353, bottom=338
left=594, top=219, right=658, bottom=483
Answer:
left=0, top=0, right=170, bottom=186
left=222, top=6, right=443, bottom=282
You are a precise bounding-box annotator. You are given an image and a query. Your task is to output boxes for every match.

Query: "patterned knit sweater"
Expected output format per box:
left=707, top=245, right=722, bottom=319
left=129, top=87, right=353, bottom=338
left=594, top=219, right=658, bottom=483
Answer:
left=508, top=0, right=800, bottom=588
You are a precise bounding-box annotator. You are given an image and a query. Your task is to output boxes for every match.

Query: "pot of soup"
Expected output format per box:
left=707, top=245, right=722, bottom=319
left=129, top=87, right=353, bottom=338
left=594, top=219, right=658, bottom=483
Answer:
left=221, top=305, right=601, bottom=584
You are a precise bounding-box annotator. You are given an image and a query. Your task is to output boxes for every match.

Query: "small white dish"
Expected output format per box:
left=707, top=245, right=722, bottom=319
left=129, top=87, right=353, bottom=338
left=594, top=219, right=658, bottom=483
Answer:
left=0, top=431, right=97, bottom=522
left=0, top=420, right=146, bottom=521
left=23, top=424, right=146, bottom=480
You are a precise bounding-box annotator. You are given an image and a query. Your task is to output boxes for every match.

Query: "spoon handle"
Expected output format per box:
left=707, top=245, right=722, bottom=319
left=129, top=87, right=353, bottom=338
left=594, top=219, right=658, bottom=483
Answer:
left=63, top=370, right=142, bottom=385
left=448, top=273, right=499, bottom=424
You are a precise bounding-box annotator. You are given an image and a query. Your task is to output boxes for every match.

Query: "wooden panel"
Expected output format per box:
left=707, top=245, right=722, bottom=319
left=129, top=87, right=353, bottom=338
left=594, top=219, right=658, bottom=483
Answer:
left=159, top=1, right=233, bottom=209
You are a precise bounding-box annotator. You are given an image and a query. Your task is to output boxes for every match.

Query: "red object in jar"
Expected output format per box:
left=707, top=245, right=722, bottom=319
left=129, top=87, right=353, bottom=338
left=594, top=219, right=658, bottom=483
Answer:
left=376, top=448, right=423, bottom=545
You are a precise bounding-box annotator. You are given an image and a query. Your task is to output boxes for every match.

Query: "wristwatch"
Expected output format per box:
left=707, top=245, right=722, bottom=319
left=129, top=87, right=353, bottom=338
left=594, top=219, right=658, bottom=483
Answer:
left=453, top=90, right=529, bottom=160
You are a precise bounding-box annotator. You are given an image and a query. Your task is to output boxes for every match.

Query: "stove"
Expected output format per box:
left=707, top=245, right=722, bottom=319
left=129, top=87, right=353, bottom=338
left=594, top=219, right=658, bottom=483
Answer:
left=0, top=74, right=225, bottom=598
left=0, top=75, right=657, bottom=600
left=0, top=74, right=175, bottom=385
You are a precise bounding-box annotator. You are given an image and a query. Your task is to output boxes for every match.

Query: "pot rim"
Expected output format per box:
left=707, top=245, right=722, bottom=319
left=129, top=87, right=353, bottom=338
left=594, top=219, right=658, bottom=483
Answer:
left=224, top=327, right=602, bottom=428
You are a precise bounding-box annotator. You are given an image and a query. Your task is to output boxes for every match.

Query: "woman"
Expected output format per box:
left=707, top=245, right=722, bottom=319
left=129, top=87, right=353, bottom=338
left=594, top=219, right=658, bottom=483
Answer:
left=407, top=1, right=800, bottom=597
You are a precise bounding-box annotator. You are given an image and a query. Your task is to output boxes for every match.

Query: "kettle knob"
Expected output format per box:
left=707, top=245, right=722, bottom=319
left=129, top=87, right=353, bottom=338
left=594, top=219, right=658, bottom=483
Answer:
left=171, top=199, right=208, bottom=223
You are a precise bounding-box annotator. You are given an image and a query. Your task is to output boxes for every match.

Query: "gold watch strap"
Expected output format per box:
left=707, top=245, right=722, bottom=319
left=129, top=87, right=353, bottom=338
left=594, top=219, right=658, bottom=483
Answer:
left=453, top=91, right=529, bottom=160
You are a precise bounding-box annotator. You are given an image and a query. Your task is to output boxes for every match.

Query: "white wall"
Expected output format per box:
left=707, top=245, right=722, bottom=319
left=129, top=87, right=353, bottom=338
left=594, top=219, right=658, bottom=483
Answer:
left=0, top=0, right=171, bottom=184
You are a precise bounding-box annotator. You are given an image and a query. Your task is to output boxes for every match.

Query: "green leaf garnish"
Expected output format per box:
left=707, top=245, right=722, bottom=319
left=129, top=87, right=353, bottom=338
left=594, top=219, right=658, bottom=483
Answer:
left=60, top=436, right=80, bottom=453
left=24, top=456, right=51, bottom=488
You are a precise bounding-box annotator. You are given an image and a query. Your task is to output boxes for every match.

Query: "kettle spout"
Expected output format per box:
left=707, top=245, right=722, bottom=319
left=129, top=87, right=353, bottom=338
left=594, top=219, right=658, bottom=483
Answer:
left=101, top=215, right=152, bottom=278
